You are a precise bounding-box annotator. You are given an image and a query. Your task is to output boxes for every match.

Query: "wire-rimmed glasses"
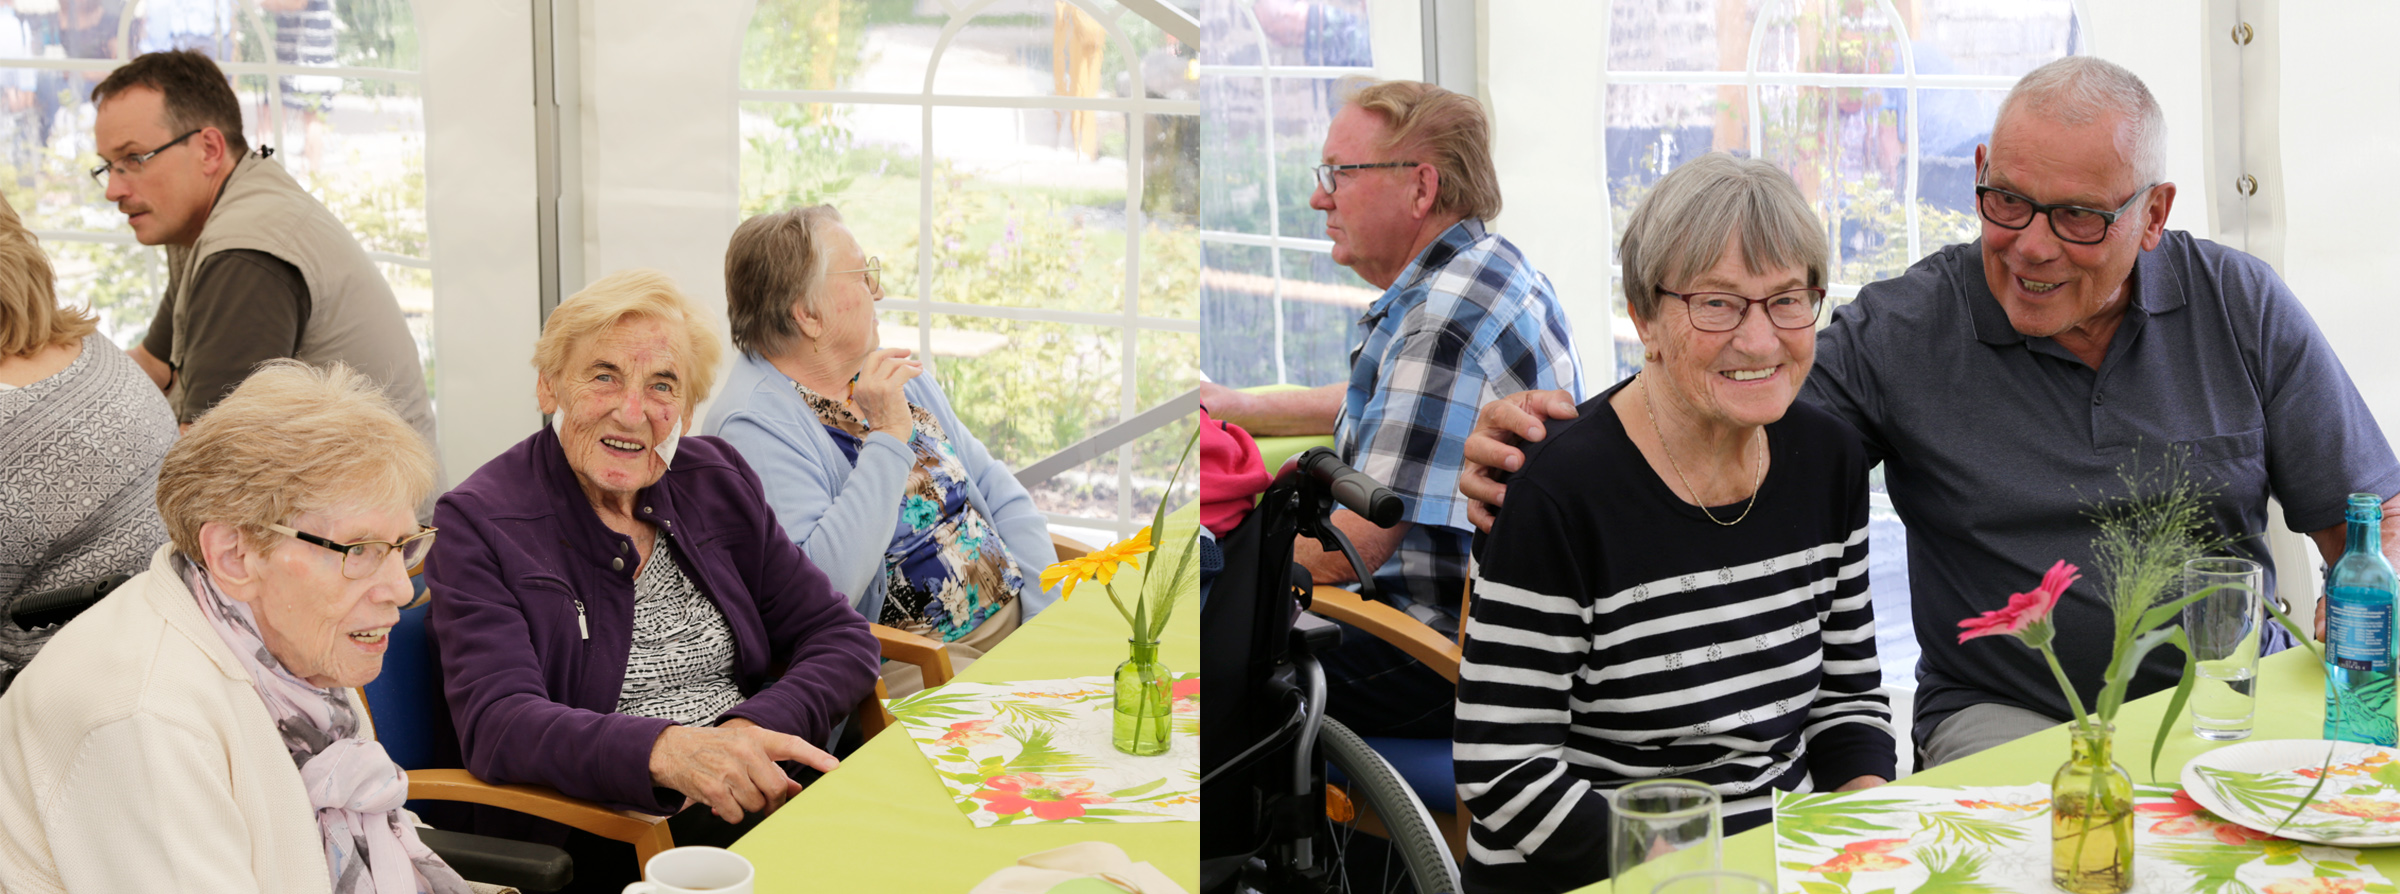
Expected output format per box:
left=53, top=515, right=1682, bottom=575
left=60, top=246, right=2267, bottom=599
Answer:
left=834, top=257, right=882, bottom=297
left=1974, top=181, right=2158, bottom=245
left=1312, top=161, right=1420, bottom=194
left=264, top=522, right=438, bottom=584
left=1656, top=288, right=1827, bottom=332
left=89, top=128, right=203, bottom=186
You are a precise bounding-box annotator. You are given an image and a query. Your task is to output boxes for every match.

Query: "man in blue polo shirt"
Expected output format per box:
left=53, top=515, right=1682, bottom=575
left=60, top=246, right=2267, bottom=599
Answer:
left=1459, top=56, right=2400, bottom=767
left=1201, top=78, right=1583, bottom=737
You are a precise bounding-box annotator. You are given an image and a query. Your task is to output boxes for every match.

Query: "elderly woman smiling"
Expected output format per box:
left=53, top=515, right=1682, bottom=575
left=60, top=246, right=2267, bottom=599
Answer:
left=427, top=269, right=877, bottom=874
left=704, top=206, right=1056, bottom=693
left=1453, top=154, right=1895, bottom=894
left=0, top=361, right=464, bottom=893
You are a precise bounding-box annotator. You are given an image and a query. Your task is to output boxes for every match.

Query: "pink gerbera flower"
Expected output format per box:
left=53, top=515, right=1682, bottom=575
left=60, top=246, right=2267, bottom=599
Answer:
left=1958, top=560, right=2079, bottom=646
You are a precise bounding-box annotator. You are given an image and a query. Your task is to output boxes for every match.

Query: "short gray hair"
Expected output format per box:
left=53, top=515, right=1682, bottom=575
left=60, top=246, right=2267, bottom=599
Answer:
left=1619, top=153, right=1827, bottom=322
left=1995, top=56, right=2166, bottom=184
left=725, top=205, right=845, bottom=357
left=156, top=361, right=436, bottom=559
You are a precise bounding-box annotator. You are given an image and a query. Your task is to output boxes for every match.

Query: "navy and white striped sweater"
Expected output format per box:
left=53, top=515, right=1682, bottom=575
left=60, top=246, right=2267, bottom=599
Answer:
left=1457, top=378, right=1896, bottom=894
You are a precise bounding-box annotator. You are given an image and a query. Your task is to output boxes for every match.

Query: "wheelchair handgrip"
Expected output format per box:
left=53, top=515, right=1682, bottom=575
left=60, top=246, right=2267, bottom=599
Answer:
left=1280, top=447, right=1403, bottom=528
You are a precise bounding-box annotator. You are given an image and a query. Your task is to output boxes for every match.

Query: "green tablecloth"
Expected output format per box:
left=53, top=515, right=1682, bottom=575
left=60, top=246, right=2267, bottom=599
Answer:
left=1570, top=646, right=2400, bottom=892
left=732, top=538, right=1199, bottom=892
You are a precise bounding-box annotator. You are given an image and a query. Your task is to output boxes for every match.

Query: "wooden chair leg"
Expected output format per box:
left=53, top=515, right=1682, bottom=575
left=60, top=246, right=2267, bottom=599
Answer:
left=631, top=821, right=676, bottom=868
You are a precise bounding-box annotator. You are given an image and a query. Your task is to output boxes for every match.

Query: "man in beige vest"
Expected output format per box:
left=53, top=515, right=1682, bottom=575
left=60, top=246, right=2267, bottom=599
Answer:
left=97, top=50, right=440, bottom=518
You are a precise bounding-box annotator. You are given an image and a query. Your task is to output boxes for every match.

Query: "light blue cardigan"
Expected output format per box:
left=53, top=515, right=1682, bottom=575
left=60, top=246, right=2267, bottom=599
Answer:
left=701, top=351, right=1059, bottom=624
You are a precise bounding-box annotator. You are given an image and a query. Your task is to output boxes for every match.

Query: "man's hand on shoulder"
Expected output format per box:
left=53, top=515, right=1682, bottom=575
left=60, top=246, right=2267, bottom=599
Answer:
left=1461, top=389, right=1579, bottom=531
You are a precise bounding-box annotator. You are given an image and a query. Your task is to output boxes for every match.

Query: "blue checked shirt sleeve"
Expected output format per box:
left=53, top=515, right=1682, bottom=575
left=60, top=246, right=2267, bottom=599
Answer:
left=1343, top=237, right=1583, bottom=532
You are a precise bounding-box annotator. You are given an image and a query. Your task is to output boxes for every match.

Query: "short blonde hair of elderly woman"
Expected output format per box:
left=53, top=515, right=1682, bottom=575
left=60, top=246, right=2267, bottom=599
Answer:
left=155, top=360, right=437, bottom=557
left=724, top=204, right=847, bottom=358
left=0, top=192, right=94, bottom=358
left=532, top=268, right=726, bottom=415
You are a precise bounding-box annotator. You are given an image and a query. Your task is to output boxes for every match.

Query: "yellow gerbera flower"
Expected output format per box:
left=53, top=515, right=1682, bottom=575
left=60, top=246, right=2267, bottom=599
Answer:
left=1041, top=526, right=1157, bottom=600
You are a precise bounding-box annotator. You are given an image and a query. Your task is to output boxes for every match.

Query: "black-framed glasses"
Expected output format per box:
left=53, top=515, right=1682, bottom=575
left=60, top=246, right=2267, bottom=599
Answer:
left=1974, top=180, right=2158, bottom=245
left=833, top=257, right=882, bottom=297
left=1657, top=287, right=1827, bottom=332
left=1313, top=161, right=1420, bottom=194
left=89, top=129, right=203, bottom=186
left=265, top=522, right=438, bottom=587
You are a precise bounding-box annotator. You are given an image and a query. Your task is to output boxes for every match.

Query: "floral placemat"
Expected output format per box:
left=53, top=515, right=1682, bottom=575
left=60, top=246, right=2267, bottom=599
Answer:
left=888, top=675, right=1199, bottom=827
left=1774, top=784, right=2397, bottom=894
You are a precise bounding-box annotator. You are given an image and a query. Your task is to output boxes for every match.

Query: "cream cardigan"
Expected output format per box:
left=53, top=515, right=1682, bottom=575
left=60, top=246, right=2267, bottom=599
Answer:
left=0, top=545, right=345, bottom=893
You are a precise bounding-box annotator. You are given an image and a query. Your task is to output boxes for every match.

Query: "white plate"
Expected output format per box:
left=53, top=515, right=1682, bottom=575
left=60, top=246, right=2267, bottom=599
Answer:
left=2180, top=739, right=2400, bottom=846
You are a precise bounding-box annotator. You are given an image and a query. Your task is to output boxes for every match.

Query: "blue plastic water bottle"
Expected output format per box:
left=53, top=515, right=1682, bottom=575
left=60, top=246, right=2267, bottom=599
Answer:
left=2325, top=494, right=2398, bottom=746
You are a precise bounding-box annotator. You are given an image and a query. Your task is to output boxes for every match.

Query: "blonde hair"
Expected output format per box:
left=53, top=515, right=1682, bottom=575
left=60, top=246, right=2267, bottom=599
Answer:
left=1619, top=153, right=1828, bottom=322
left=0, top=192, right=95, bottom=357
left=156, top=361, right=436, bottom=557
left=1341, top=78, right=1503, bottom=222
left=532, top=269, right=726, bottom=414
left=725, top=205, right=845, bottom=357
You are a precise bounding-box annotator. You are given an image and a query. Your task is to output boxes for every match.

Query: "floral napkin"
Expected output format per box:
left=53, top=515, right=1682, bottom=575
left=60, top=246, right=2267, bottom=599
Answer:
left=889, top=675, right=1200, bottom=827
left=1773, top=784, right=2397, bottom=894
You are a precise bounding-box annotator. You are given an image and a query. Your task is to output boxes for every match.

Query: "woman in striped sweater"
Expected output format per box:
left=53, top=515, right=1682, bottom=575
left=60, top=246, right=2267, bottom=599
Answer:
left=1456, top=153, right=1897, bottom=894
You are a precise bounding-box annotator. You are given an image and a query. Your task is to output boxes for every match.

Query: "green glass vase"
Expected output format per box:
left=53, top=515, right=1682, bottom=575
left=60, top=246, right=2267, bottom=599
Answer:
left=1112, top=638, right=1172, bottom=756
left=2052, top=724, right=2135, bottom=894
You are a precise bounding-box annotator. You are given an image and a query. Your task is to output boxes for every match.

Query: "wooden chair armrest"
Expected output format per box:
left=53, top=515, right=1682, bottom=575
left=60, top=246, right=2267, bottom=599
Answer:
left=859, top=623, right=952, bottom=740
left=1051, top=533, right=1097, bottom=563
left=1307, top=586, right=1462, bottom=683
left=405, top=768, right=675, bottom=865
left=871, top=623, right=952, bottom=687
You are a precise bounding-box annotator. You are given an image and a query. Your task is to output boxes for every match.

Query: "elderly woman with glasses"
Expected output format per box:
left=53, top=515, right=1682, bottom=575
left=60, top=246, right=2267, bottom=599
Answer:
left=0, top=361, right=467, bottom=893
left=1452, top=154, right=1895, bottom=894
left=703, top=206, right=1056, bottom=695
left=426, top=269, right=877, bottom=879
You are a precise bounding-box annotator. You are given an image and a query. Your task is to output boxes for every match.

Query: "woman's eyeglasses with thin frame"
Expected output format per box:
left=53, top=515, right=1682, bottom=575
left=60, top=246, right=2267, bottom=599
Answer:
left=834, top=257, right=882, bottom=297
left=1656, top=288, right=1828, bottom=332
left=265, top=522, right=438, bottom=594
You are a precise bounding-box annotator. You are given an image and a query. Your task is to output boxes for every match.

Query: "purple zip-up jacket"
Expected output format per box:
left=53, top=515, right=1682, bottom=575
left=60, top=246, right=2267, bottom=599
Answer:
left=424, top=426, right=878, bottom=818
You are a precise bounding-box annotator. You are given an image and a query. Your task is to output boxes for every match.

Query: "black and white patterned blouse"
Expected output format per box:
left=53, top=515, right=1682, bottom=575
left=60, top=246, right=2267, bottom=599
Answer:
left=614, top=543, right=744, bottom=726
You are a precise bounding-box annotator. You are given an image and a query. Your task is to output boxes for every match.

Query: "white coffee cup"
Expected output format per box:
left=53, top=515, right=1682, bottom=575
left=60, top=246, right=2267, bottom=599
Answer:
left=622, top=846, right=755, bottom=894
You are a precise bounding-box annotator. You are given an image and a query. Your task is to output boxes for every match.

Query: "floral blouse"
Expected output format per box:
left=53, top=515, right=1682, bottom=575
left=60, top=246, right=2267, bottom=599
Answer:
left=798, top=383, right=1026, bottom=642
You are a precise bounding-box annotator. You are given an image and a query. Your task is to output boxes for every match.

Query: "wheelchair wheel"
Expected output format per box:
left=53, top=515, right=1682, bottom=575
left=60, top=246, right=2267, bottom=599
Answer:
left=1319, top=716, right=1461, bottom=894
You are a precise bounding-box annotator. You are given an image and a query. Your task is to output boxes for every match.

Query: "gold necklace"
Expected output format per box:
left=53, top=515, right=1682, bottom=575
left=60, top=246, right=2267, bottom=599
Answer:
left=1640, top=375, right=1765, bottom=526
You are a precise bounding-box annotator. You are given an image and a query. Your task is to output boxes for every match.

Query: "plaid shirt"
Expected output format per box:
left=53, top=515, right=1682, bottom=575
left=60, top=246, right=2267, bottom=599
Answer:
left=1335, top=219, right=1584, bottom=626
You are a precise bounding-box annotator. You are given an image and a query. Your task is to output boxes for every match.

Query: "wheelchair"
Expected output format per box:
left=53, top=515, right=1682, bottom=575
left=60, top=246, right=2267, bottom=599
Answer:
left=1202, top=447, right=1461, bottom=894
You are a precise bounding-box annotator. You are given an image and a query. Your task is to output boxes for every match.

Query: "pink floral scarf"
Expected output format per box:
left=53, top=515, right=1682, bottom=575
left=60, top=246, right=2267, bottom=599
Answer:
left=179, top=556, right=470, bottom=894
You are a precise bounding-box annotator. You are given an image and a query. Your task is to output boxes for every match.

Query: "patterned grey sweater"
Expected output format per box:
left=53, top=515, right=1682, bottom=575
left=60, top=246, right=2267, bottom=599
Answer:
left=0, top=334, right=178, bottom=690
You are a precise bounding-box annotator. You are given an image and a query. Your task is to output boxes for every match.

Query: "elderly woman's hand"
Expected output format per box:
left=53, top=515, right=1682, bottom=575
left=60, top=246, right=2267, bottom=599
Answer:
left=851, top=346, right=922, bottom=438
left=648, top=718, right=840, bottom=823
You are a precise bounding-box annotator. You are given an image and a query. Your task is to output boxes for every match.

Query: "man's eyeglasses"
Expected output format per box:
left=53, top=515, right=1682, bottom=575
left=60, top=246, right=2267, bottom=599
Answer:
left=834, top=257, right=882, bottom=297
left=1974, top=180, right=2158, bottom=246
left=89, top=129, right=203, bottom=186
left=1657, top=288, right=1827, bottom=332
left=1313, top=161, right=1420, bottom=195
left=265, top=522, right=438, bottom=589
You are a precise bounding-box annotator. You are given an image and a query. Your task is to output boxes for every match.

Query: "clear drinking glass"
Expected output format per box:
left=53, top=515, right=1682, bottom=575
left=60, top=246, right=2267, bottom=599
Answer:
left=1609, top=779, right=1722, bottom=892
left=1651, top=870, right=1774, bottom=894
left=2183, top=557, right=2265, bottom=740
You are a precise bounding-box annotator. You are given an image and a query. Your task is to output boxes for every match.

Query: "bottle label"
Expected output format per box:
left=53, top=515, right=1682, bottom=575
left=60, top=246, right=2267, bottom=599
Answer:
left=2329, top=587, right=2395, bottom=673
